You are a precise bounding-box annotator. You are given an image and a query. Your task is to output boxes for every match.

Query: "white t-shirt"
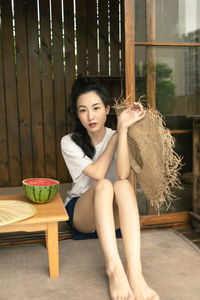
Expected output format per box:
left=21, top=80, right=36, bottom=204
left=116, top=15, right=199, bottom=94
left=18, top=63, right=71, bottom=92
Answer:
left=61, top=127, right=118, bottom=206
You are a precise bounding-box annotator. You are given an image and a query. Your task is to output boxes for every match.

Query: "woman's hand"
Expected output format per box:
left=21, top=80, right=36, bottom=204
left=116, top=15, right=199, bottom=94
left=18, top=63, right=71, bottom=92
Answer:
left=117, top=102, right=146, bottom=131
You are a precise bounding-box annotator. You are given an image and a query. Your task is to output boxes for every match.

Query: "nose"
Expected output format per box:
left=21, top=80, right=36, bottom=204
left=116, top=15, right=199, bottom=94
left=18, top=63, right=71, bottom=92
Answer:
left=88, top=109, right=94, bottom=121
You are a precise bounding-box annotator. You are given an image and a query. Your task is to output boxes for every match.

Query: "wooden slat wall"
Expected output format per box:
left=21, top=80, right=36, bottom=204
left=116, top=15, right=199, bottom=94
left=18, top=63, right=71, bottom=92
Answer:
left=15, top=0, right=34, bottom=180
left=64, top=0, right=75, bottom=133
left=86, top=0, right=98, bottom=75
left=99, top=0, right=109, bottom=75
left=27, top=0, right=45, bottom=178
left=1, top=0, right=21, bottom=186
left=40, top=0, right=56, bottom=179
left=110, top=0, right=120, bottom=75
left=76, top=0, right=87, bottom=74
left=0, top=3, right=9, bottom=186
left=0, top=0, right=124, bottom=187
left=51, top=0, right=67, bottom=182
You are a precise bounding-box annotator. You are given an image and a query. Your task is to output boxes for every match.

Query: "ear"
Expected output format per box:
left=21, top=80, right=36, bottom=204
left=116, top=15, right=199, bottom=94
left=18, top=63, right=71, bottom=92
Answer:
left=106, top=105, right=110, bottom=115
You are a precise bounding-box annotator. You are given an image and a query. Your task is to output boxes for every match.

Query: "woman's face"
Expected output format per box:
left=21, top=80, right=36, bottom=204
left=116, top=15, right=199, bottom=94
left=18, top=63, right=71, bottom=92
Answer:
left=76, top=91, right=110, bottom=134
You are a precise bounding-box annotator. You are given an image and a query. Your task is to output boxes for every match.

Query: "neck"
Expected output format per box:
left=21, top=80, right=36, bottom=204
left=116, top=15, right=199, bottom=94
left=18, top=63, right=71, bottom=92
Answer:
left=88, top=127, right=106, bottom=146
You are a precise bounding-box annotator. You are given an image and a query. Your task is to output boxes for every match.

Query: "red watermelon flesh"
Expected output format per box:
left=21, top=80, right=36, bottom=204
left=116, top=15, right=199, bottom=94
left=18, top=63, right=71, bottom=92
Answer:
left=23, top=178, right=58, bottom=186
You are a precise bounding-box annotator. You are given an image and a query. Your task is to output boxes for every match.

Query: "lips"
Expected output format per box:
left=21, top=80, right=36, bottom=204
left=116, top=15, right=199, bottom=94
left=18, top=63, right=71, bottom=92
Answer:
left=89, top=122, right=97, bottom=128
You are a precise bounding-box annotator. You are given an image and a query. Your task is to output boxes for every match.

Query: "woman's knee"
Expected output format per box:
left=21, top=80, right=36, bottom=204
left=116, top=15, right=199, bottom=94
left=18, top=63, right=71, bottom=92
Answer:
left=94, top=178, right=114, bottom=194
left=114, top=179, right=136, bottom=204
left=114, top=178, right=131, bottom=192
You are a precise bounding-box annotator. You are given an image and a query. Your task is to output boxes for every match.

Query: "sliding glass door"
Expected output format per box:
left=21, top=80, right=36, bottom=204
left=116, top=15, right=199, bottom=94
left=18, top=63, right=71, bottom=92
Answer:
left=133, top=0, right=200, bottom=214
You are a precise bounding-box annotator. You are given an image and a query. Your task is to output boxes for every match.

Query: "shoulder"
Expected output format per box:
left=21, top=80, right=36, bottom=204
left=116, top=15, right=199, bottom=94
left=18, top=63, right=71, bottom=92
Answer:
left=95, top=127, right=116, bottom=150
left=105, top=127, right=116, bottom=138
left=61, top=133, right=73, bottom=145
left=61, top=133, right=73, bottom=149
left=61, top=133, right=83, bottom=154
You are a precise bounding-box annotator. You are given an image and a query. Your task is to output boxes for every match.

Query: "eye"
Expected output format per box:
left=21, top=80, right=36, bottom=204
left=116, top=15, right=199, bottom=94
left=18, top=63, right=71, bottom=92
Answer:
left=94, top=106, right=100, bottom=111
left=79, top=108, right=86, bottom=113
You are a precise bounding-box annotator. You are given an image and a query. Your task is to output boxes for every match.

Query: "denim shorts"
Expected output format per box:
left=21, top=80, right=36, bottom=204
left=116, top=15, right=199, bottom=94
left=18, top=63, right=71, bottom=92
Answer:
left=65, top=196, right=122, bottom=240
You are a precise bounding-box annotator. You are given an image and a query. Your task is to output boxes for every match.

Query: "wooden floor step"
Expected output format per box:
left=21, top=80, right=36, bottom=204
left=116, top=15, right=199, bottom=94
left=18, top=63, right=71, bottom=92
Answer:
left=182, top=231, right=200, bottom=242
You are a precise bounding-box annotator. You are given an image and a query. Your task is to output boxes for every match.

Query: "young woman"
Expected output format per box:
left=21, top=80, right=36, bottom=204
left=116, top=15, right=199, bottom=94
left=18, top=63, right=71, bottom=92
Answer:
left=61, top=77, right=159, bottom=300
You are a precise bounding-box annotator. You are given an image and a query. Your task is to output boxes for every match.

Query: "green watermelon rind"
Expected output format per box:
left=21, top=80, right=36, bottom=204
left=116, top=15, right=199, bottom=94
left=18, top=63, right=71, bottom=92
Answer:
left=22, top=178, right=60, bottom=204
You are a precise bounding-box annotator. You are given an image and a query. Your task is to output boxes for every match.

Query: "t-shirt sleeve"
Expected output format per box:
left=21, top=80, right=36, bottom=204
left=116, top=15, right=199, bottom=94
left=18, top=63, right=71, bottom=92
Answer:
left=61, top=135, right=92, bottom=182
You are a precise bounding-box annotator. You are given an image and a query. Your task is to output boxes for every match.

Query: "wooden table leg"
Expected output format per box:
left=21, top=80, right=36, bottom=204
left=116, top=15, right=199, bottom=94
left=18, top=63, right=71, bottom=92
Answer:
left=47, top=222, right=59, bottom=278
left=45, top=230, right=48, bottom=248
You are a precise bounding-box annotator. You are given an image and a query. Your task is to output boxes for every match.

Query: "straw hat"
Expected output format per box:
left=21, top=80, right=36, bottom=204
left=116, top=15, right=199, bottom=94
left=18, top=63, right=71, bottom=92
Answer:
left=114, top=99, right=183, bottom=209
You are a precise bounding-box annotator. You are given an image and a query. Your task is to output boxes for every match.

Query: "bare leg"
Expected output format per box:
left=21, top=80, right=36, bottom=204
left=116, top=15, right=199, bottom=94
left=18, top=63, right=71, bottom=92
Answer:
left=114, top=179, right=159, bottom=300
left=73, top=179, right=134, bottom=300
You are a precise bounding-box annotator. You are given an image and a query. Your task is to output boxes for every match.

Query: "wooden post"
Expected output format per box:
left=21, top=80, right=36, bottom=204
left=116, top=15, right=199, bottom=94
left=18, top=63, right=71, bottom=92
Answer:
left=146, top=0, right=156, bottom=110
left=146, top=0, right=157, bottom=214
left=124, top=0, right=135, bottom=104
left=124, top=0, right=136, bottom=189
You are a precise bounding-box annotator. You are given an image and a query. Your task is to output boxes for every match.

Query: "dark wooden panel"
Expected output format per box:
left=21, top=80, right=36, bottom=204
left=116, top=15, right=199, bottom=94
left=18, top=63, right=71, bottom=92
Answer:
left=0, top=7, right=9, bottom=186
left=26, top=0, right=45, bottom=178
left=120, top=0, right=125, bottom=76
left=1, top=0, right=21, bottom=185
left=64, top=0, right=75, bottom=135
left=110, top=0, right=120, bottom=75
left=40, top=0, right=56, bottom=179
left=99, top=0, right=109, bottom=75
left=76, top=0, right=87, bottom=75
left=15, top=0, right=34, bottom=180
left=86, top=0, right=97, bottom=75
left=51, top=0, right=67, bottom=182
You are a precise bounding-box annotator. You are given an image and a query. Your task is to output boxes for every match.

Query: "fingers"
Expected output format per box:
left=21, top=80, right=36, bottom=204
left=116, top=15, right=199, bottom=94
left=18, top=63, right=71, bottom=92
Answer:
left=139, top=109, right=146, bottom=119
left=129, top=102, right=145, bottom=119
left=132, top=102, right=144, bottom=111
left=127, top=102, right=144, bottom=112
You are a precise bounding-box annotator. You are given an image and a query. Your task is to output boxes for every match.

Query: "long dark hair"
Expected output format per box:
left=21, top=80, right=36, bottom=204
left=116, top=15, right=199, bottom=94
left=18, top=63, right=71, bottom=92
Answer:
left=69, top=77, right=111, bottom=158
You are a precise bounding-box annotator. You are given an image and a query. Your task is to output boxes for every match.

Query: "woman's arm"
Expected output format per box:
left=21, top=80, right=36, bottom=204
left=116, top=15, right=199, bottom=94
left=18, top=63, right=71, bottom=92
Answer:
left=116, top=126, right=130, bottom=179
left=83, top=132, right=118, bottom=180
left=116, top=103, right=145, bottom=179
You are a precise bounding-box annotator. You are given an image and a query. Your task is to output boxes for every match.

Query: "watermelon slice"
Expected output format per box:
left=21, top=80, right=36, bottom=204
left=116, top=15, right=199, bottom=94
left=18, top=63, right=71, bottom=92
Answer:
left=22, top=178, right=60, bottom=204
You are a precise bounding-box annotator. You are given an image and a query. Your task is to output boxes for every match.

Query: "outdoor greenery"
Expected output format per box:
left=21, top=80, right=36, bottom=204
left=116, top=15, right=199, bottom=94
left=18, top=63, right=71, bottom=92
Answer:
left=135, top=62, right=176, bottom=113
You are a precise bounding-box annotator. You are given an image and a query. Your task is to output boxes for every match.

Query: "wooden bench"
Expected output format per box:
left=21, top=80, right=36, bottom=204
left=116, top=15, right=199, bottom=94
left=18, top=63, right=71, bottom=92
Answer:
left=0, top=193, right=69, bottom=278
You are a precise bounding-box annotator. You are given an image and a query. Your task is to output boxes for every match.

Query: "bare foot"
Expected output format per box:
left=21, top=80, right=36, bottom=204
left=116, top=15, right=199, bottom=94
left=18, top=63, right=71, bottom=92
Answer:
left=107, top=264, right=135, bottom=300
left=127, top=270, right=159, bottom=300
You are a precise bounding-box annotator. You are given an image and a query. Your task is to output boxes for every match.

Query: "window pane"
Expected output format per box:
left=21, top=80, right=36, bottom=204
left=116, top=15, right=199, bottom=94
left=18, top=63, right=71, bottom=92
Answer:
left=135, top=0, right=200, bottom=43
left=135, top=46, right=200, bottom=116
left=156, top=47, right=194, bottom=211
left=156, top=47, right=200, bottom=115
left=135, top=46, right=146, bottom=101
left=156, top=0, right=200, bottom=43
left=135, top=46, right=194, bottom=213
left=135, top=0, right=146, bottom=42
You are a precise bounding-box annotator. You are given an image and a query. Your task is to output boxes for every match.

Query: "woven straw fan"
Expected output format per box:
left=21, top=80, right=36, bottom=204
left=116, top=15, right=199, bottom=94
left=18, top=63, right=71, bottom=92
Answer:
left=0, top=200, right=36, bottom=227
